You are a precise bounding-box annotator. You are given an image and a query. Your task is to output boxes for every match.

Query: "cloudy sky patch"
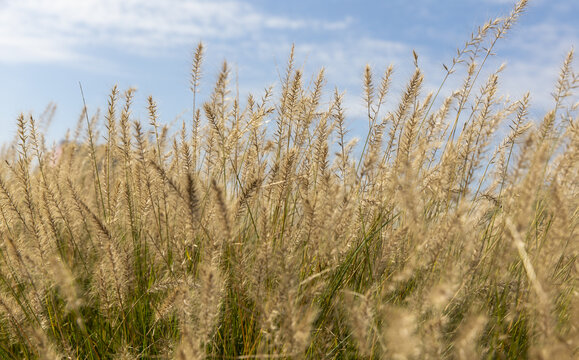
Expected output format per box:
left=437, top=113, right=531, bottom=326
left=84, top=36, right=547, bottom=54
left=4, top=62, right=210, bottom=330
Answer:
left=0, top=0, right=576, bottom=145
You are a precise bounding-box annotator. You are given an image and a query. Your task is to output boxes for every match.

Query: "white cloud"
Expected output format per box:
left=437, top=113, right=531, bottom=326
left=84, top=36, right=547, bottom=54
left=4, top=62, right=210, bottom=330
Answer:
left=0, top=0, right=352, bottom=63
left=493, top=21, right=577, bottom=111
left=0, top=0, right=574, bottom=121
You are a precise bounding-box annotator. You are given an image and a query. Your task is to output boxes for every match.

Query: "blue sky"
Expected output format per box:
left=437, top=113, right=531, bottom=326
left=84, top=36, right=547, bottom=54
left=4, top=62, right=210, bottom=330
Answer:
left=0, top=0, right=577, bottom=146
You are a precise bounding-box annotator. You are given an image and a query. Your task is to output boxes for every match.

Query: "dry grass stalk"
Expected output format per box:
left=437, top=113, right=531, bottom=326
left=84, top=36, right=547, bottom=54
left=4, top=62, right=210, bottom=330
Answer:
left=0, top=3, right=577, bottom=357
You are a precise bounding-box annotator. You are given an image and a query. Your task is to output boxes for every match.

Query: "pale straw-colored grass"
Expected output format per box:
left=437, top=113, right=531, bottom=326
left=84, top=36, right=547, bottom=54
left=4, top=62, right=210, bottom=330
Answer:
left=0, top=0, right=577, bottom=358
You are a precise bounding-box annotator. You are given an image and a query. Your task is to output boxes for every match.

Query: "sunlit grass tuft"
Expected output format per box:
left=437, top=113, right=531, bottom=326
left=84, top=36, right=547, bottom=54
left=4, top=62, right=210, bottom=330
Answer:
left=0, top=0, right=577, bottom=358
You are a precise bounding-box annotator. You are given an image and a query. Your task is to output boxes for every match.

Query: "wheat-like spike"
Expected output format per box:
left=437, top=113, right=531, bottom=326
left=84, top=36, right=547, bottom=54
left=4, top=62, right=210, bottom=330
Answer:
left=552, top=116, right=579, bottom=188
left=191, top=41, right=205, bottom=117
left=147, top=95, right=172, bottom=249
left=372, top=64, right=394, bottom=123
left=150, top=159, right=184, bottom=200
left=37, top=102, right=57, bottom=139
left=0, top=173, right=30, bottom=233
left=294, top=68, right=325, bottom=152
left=498, top=92, right=531, bottom=194
left=310, top=68, right=325, bottom=112
left=79, top=84, right=107, bottom=220
left=120, top=88, right=135, bottom=160
left=235, top=176, right=261, bottom=219
left=363, top=64, right=375, bottom=122
left=105, top=85, right=120, bottom=221
left=70, top=179, right=129, bottom=312
left=281, top=69, right=303, bottom=155
left=332, top=89, right=349, bottom=185
left=456, top=70, right=501, bottom=197
left=191, top=108, right=201, bottom=171
left=180, top=120, right=193, bottom=174
left=211, top=61, right=231, bottom=118
left=279, top=43, right=296, bottom=113
left=421, top=93, right=454, bottom=170
left=28, top=115, right=46, bottom=176
left=358, top=64, right=394, bottom=175
left=14, top=116, right=48, bottom=264
left=204, top=102, right=227, bottom=168
left=211, top=178, right=232, bottom=243
left=313, top=111, right=331, bottom=188
left=384, top=67, right=423, bottom=165
left=186, top=172, right=200, bottom=225
left=361, top=114, right=388, bottom=182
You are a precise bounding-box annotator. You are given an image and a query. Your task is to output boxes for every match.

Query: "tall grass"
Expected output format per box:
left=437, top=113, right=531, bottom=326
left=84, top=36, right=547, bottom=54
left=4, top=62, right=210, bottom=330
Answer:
left=0, top=0, right=577, bottom=358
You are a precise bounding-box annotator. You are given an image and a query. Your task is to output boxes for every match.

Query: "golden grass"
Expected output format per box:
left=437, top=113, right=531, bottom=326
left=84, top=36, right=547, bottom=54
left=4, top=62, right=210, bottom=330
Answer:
left=0, top=0, right=577, bottom=358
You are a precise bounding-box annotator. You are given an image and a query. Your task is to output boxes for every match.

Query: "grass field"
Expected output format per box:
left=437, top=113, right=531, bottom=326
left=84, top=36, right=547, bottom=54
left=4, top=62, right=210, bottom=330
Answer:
left=0, top=0, right=577, bottom=358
